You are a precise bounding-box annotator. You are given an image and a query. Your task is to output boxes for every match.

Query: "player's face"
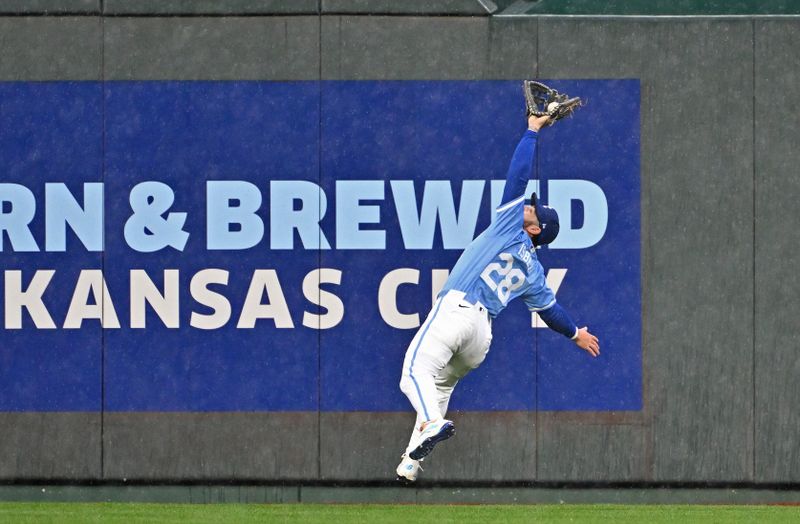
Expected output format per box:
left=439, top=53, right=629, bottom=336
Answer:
left=523, top=205, right=539, bottom=227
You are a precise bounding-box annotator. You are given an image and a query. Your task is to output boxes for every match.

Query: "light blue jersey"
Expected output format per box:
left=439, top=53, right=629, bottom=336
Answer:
left=438, top=129, right=555, bottom=319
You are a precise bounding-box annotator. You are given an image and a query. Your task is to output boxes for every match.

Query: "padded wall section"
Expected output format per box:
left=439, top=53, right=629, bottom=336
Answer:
left=1, top=13, right=798, bottom=484
left=753, top=19, right=800, bottom=483
left=0, top=19, right=103, bottom=479
left=537, top=18, right=755, bottom=481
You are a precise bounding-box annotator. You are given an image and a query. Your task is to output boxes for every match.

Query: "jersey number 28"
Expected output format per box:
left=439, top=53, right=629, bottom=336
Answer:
left=480, top=253, right=525, bottom=305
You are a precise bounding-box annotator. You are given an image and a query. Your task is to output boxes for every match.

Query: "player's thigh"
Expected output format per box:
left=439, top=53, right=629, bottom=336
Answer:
left=456, top=318, right=493, bottom=371
left=438, top=320, right=492, bottom=383
left=401, top=306, right=467, bottom=375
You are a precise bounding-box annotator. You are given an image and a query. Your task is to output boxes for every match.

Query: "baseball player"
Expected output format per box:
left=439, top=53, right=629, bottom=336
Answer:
left=395, top=103, right=599, bottom=483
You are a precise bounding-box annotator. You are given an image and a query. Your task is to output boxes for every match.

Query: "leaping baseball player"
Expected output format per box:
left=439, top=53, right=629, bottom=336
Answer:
left=396, top=82, right=599, bottom=483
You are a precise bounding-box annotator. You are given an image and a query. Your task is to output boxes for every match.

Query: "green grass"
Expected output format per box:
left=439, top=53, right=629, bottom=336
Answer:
left=1, top=503, right=799, bottom=524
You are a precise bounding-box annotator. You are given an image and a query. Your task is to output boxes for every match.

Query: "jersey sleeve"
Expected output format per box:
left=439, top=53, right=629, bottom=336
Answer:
left=522, top=279, right=556, bottom=312
left=492, top=195, right=526, bottom=237
left=523, top=261, right=578, bottom=339
left=491, top=130, right=538, bottom=238
left=521, top=260, right=556, bottom=311
left=499, top=129, right=538, bottom=206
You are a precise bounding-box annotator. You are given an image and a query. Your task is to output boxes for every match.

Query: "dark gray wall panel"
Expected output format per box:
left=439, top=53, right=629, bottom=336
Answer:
left=320, top=412, right=536, bottom=481
left=0, top=17, right=101, bottom=80
left=103, top=413, right=318, bottom=479
left=319, top=413, right=411, bottom=480
left=754, top=20, right=800, bottom=483
left=104, top=17, right=319, bottom=80
left=0, top=414, right=101, bottom=479
left=104, top=0, right=318, bottom=15
left=102, top=16, right=321, bottom=482
left=537, top=414, right=646, bottom=481
left=488, top=17, right=537, bottom=79
left=0, top=1, right=98, bottom=14
left=322, top=0, right=495, bottom=15
left=424, top=412, right=536, bottom=481
left=321, top=16, right=489, bottom=79
left=0, top=16, right=102, bottom=483
left=538, top=19, right=754, bottom=481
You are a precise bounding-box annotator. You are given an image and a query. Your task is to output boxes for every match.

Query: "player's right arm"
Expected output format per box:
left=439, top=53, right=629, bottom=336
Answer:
left=493, top=130, right=537, bottom=237
left=494, top=116, right=551, bottom=235
left=498, top=129, right=537, bottom=208
left=498, top=115, right=551, bottom=206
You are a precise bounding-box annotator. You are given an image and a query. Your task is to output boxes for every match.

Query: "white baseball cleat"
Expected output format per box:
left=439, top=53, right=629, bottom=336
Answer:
left=395, top=453, right=422, bottom=483
left=408, top=418, right=455, bottom=460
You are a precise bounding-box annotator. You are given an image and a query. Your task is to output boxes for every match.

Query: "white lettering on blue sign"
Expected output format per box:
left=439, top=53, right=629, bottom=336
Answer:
left=0, top=178, right=609, bottom=252
left=45, top=183, right=104, bottom=252
left=391, top=180, right=485, bottom=250
left=335, top=180, right=386, bottom=249
left=0, top=183, right=39, bottom=252
left=124, top=182, right=189, bottom=252
left=269, top=180, right=331, bottom=250
left=548, top=180, right=608, bottom=249
left=206, top=181, right=264, bottom=250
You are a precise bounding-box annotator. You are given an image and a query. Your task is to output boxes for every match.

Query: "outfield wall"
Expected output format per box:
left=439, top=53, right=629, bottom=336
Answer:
left=1, top=8, right=799, bottom=484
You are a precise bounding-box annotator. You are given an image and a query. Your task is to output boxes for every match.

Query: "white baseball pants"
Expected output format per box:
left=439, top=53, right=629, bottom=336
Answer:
left=398, top=290, right=493, bottom=454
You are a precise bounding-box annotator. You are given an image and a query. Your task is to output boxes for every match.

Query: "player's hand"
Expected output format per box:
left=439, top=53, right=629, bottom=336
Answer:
left=528, top=114, right=551, bottom=131
left=574, top=327, right=600, bottom=357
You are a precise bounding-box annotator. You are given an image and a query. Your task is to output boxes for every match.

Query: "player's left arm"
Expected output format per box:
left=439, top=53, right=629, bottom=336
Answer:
left=537, top=304, right=600, bottom=358
left=523, top=273, right=600, bottom=357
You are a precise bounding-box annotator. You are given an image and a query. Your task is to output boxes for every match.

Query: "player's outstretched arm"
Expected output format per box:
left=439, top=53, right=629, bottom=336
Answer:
left=535, top=301, right=600, bottom=358
left=574, top=327, right=600, bottom=357
left=499, top=114, right=550, bottom=208
left=529, top=114, right=551, bottom=131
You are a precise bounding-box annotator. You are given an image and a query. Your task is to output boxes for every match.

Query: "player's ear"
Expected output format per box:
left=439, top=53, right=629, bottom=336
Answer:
left=524, top=223, right=541, bottom=237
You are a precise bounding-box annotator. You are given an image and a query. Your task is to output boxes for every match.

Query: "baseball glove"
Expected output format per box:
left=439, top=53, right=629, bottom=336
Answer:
left=523, top=80, right=583, bottom=125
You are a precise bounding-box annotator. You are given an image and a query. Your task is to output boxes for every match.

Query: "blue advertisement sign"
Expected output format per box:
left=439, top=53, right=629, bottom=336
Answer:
left=0, top=80, right=640, bottom=412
